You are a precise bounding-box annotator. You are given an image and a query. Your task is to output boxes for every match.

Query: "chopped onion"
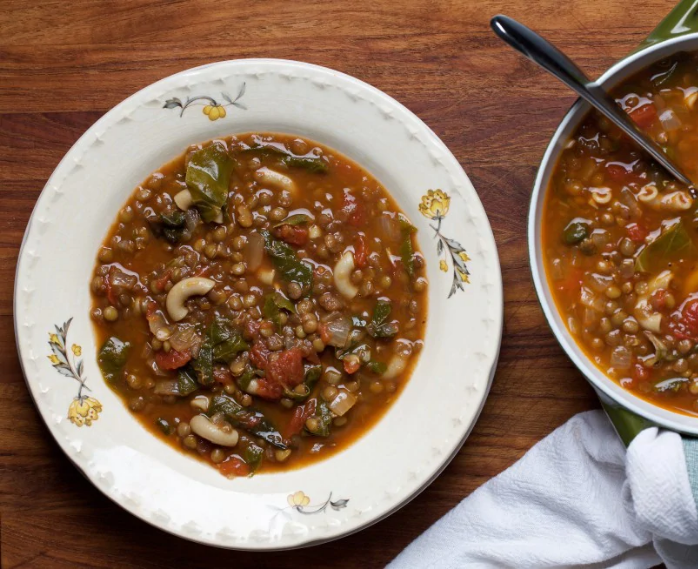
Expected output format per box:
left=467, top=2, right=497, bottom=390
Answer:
left=620, top=188, right=641, bottom=219
left=580, top=286, right=604, bottom=312
left=582, top=308, right=598, bottom=327
left=323, top=313, right=353, bottom=348
left=550, top=258, right=564, bottom=281
left=169, top=324, right=202, bottom=356
left=328, top=390, right=357, bottom=417
left=109, top=267, right=137, bottom=289
left=245, top=231, right=264, bottom=271
left=585, top=271, right=613, bottom=293
left=377, top=214, right=401, bottom=244
left=154, top=379, right=181, bottom=395
left=610, top=346, right=632, bottom=370
left=659, top=108, right=682, bottom=132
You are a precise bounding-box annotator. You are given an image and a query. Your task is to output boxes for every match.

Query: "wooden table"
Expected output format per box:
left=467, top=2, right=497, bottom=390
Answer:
left=0, top=1, right=675, bottom=566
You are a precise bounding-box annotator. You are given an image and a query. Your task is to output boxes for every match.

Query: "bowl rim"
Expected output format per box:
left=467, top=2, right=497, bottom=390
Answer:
left=13, top=57, right=504, bottom=549
left=528, top=34, right=699, bottom=436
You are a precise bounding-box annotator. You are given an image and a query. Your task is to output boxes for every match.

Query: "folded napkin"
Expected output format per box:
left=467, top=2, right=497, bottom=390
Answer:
left=389, top=410, right=698, bottom=569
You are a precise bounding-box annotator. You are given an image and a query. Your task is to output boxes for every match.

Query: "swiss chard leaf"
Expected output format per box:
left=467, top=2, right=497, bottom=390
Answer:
left=274, top=213, right=311, bottom=228
left=186, top=144, right=234, bottom=222
left=244, top=443, right=264, bottom=474
left=205, top=318, right=249, bottom=364
left=366, top=360, right=387, bottom=374
left=191, top=340, right=214, bottom=385
left=155, top=418, right=172, bottom=435
left=305, top=400, right=332, bottom=437
left=260, top=230, right=313, bottom=289
left=97, top=337, right=131, bottom=382
left=366, top=300, right=398, bottom=339
left=262, top=292, right=297, bottom=332
left=398, top=215, right=416, bottom=278
left=210, top=394, right=287, bottom=449
left=635, top=222, right=692, bottom=273
left=177, top=367, right=199, bottom=396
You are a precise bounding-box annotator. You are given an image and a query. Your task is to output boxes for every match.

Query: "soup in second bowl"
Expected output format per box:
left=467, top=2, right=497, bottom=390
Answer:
left=543, top=52, right=698, bottom=416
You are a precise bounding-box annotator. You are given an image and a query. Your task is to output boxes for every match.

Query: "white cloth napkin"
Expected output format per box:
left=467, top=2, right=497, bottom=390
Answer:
left=388, top=410, right=698, bottom=569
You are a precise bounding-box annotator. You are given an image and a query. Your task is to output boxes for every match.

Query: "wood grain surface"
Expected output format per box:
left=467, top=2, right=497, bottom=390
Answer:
left=0, top=1, right=677, bottom=567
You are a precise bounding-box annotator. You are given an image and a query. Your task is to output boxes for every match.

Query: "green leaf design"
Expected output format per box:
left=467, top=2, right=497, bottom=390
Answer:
left=635, top=222, right=692, bottom=273
left=186, top=144, right=234, bottom=222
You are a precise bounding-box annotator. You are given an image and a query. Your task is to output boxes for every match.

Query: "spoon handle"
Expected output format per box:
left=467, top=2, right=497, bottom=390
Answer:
left=491, top=14, right=695, bottom=190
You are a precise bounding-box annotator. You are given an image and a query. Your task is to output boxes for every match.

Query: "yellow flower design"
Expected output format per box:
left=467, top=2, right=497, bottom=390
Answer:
left=71, top=344, right=82, bottom=356
left=418, top=189, right=450, bottom=220
left=202, top=104, right=227, bottom=121
left=49, top=333, right=59, bottom=344
left=48, top=354, right=61, bottom=365
left=439, top=260, right=448, bottom=272
left=458, top=270, right=470, bottom=283
left=459, top=252, right=471, bottom=262
left=287, top=491, right=311, bottom=507
left=68, top=396, right=103, bottom=427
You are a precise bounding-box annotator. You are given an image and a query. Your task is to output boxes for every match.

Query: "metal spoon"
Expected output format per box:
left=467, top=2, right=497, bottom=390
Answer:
left=490, top=14, right=696, bottom=191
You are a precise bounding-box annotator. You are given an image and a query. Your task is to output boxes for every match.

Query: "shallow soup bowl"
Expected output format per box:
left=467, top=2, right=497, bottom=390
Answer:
left=14, top=59, right=503, bottom=549
left=529, top=33, right=698, bottom=440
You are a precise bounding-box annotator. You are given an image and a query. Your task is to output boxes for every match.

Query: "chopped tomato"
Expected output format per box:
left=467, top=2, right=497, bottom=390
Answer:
left=556, top=267, right=585, bottom=295
left=253, top=377, right=284, bottom=400
left=155, top=349, right=192, bottom=370
left=104, top=267, right=119, bottom=305
left=670, top=297, right=698, bottom=341
left=267, top=348, right=304, bottom=388
left=285, top=399, right=316, bottom=438
left=626, top=223, right=647, bottom=243
left=354, top=234, right=368, bottom=268
left=628, top=103, right=657, bottom=128
left=274, top=224, right=309, bottom=246
left=249, top=341, right=270, bottom=369
left=341, top=189, right=366, bottom=226
left=343, top=357, right=361, bottom=374
left=153, top=268, right=172, bottom=293
left=219, top=456, right=250, bottom=477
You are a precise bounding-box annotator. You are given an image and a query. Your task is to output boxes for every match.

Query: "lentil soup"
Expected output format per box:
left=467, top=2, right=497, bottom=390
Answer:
left=90, top=133, right=427, bottom=476
left=543, top=52, right=698, bottom=416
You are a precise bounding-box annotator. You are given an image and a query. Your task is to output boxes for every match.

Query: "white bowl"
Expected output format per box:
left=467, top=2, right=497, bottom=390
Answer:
left=15, top=59, right=503, bottom=549
left=529, top=36, right=698, bottom=436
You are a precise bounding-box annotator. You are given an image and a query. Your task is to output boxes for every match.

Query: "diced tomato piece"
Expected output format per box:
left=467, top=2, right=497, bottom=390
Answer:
left=285, top=399, right=317, bottom=438
left=684, top=298, right=698, bottom=338
left=628, top=103, right=657, bottom=128
left=274, top=224, right=309, bottom=246
left=341, top=189, right=366, bottom=226
left=249, top=341, right=270, bottom=369
left=343, top=357, right=361, bottom=374
left=650, top=289, right=669, bottom=311
left=153, top=268, right=172, bottom=293
left=626, top=223, right=647, bottom=243
left=267, top=348, right=304, bottom=388
left=155, top=349, right=192, bottom=370
left=253, top=377, right=284, bottom=400
left=668, top=297, right=698, bottom=341
left=219, top=456, right=250, bottom=477
left=633, top=363, right=650, bottom=382
left=354, top=234, right=368, bottom=268
left=555, top=267, right=585, bottom=295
